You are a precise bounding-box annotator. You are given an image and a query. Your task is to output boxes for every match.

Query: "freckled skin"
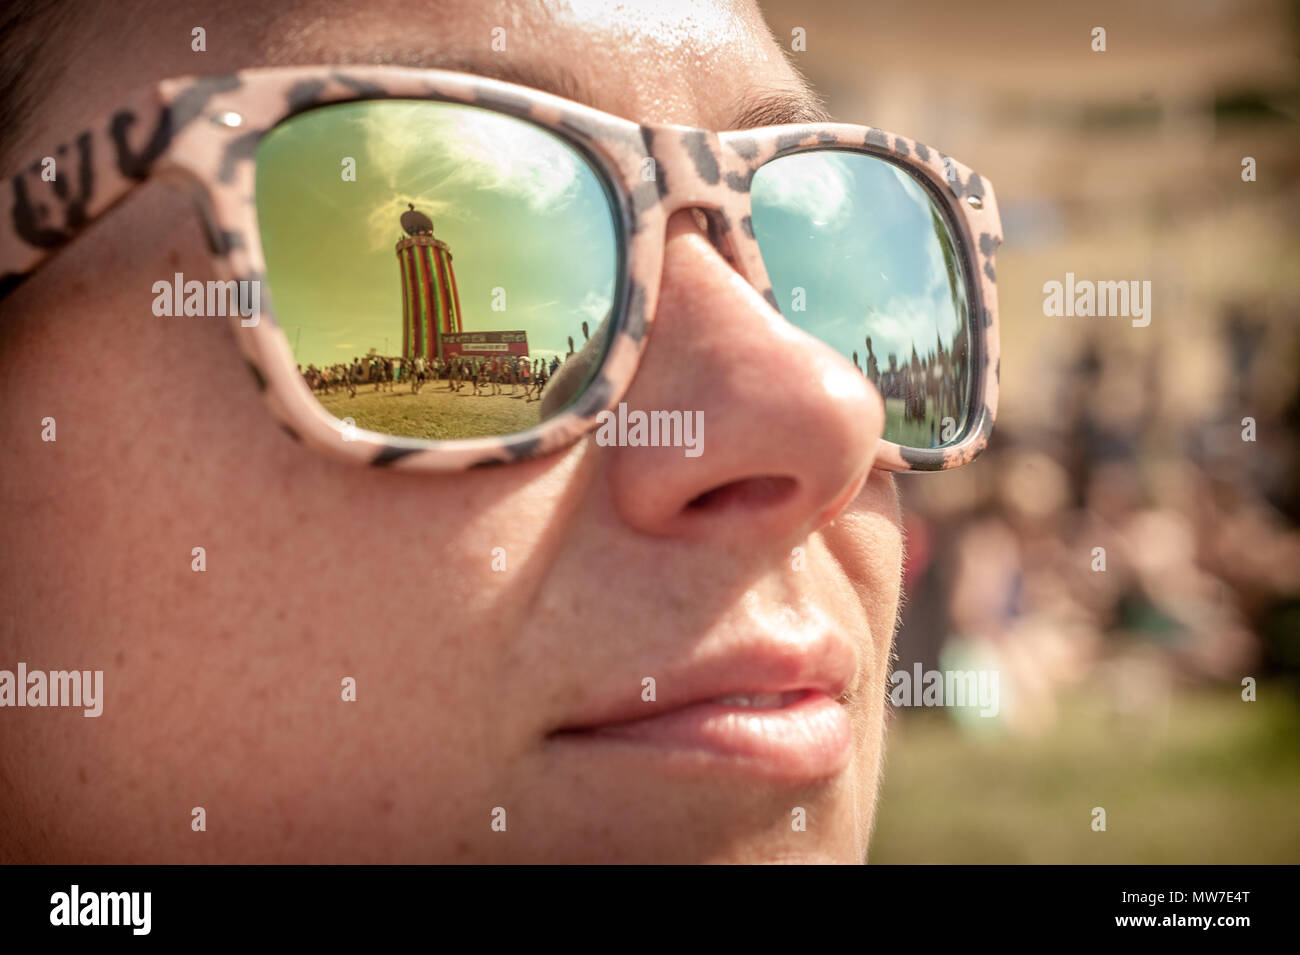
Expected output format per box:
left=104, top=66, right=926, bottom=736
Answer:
left=0, top=0, right=903, bottom=863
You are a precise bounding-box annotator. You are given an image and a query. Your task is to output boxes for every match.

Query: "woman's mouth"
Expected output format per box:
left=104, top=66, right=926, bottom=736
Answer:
left=549, top=688, right=853, bottom=783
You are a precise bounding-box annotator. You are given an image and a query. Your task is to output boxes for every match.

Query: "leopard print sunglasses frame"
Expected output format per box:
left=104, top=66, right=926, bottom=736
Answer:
left=0, top=65, right=1002, bottom=471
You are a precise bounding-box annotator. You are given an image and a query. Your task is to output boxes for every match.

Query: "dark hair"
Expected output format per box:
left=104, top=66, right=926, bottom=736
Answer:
left=0, top=0, right=80, bottom=171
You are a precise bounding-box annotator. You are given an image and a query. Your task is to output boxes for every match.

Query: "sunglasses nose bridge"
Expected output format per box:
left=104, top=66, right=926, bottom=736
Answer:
left=642, top=127, right=772, bottom=289
left=647, top=127, right=736, bottom=214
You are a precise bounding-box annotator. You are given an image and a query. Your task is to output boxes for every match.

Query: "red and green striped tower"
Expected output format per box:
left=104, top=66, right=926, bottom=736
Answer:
left=396, top=203, right=463, bottom=361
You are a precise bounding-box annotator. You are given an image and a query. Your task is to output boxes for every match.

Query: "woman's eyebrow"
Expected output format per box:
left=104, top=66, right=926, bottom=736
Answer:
left=725, top=87, right=832, bottom=130
left=373, top=51, right=829, bottom=131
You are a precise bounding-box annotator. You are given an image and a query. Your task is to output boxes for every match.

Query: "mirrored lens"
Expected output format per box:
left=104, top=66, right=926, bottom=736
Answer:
left=750, top=150, right=973, bottom=450
left=255, top=100, right=619, bottom=441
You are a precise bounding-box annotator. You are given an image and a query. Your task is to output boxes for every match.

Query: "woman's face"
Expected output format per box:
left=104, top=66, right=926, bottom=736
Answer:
left=0, top=0, right=902, bottom=863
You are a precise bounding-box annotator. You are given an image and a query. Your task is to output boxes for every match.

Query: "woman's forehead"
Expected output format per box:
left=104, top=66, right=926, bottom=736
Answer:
left=8, top=0, right=813, bottom=172
left=159, top=0, right=802, bottom=126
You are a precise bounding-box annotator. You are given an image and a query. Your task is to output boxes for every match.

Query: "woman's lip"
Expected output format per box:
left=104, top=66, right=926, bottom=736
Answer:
left=549, top=690, right=852, bottom=782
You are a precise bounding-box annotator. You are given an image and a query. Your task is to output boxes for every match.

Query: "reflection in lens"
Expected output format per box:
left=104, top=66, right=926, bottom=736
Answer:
left=255, top=101, right=618, bottom=441
left=750, top=150, right=972, bottom=450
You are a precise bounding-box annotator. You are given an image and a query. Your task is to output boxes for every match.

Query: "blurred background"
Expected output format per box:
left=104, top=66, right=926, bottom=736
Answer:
left=758, top=0, right=1300, bottom=862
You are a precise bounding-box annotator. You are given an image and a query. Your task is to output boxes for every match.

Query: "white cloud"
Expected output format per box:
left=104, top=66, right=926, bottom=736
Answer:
left=755, top=152, right=855, bottom=229
left=357, top=103, right=586, bottom=250
left=576, top=288, right=613, bottom=323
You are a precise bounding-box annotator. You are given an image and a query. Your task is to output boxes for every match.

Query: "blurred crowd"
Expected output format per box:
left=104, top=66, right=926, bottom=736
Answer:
left=897, top=304, right=1300, bottom=733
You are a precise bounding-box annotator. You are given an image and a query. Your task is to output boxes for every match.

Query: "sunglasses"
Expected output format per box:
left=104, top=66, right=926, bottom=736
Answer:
left=0, top=66, right=1001, bottom=471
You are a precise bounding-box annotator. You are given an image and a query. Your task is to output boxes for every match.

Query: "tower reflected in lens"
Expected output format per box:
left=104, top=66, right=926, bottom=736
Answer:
left=255, top=101, right=618, bottom=442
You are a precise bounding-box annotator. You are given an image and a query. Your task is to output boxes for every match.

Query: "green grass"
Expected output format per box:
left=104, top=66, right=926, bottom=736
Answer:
left=870, top=687, right=1300, bottom=863
left=882, top=397, right=951, bottom=450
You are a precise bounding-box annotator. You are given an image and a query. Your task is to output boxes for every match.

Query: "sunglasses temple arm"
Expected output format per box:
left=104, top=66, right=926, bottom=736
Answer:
left=0, top=82, right=178, bottom=301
